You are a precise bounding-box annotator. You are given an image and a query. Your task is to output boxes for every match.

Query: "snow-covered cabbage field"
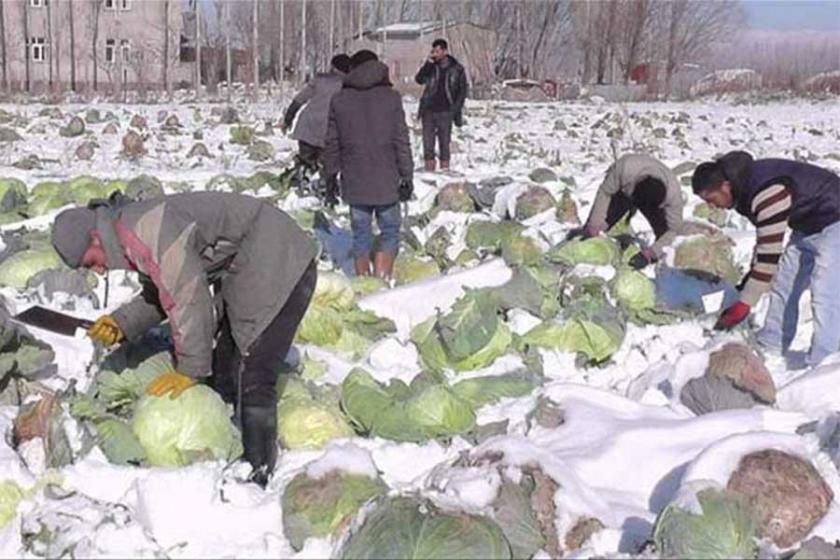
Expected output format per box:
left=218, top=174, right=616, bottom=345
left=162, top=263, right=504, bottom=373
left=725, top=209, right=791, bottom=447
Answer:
left=0, top=92, right=837, bottom=558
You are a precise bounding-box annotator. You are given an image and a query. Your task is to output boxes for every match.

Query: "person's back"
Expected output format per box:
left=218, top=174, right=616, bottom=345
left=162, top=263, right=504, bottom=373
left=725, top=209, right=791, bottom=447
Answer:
left=289, top=72, right=344, bottom=148
left=325, top=60, right=412, bottom=206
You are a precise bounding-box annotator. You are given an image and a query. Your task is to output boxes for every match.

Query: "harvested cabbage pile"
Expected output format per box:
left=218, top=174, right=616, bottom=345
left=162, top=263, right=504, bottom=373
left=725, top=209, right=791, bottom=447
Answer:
left=411, top=290, right=512, bottom=373
left=282, top=470, right=386, bottom=551
left=341, top=496, right=513, bottom=560
left=276, top=377, right=353, bottom=449
left=340, top=369, right=476, bottom=442
left=296, top=272, right=395, bottom=358
left=653, top=488, right=758, bottom=559
left=547, top=236, right=619, bottom=266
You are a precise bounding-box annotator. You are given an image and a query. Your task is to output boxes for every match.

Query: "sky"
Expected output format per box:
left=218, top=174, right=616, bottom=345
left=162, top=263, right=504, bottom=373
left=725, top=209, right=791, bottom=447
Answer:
left=741, top=0, right=840, bottom=31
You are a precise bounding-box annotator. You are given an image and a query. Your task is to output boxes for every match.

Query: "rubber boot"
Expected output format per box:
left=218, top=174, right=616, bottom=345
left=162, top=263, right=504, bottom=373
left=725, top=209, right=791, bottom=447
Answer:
left=424, top=159, right=436, bottom=172
left=241, top=405, right=278, bottom=488
left=439, top=160, right=450, bottom=171
left=373, top=252, right=395, bottom=280
left=354, top=257, right=371, bottom=277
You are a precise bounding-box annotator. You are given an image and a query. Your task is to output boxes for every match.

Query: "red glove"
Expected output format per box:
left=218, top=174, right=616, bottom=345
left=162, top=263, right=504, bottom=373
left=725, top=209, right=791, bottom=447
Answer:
left=714, top=301, right=750, bottom=331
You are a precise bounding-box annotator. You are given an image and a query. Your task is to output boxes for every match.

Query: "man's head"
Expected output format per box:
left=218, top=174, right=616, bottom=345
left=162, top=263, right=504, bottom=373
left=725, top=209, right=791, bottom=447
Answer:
left=692, top=161, right=733, bottom=209
left=52, top=207, right=108, bottom=274
left=350, top=49, right=378, bottom=69
left=331, top=54, right=352, bottom=75
left=430, top=38, right=448, bottom=62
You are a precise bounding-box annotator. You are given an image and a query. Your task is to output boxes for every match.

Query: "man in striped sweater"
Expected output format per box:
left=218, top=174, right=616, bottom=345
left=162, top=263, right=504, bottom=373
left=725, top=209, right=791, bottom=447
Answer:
left=692, top=151, right=840, bottom=366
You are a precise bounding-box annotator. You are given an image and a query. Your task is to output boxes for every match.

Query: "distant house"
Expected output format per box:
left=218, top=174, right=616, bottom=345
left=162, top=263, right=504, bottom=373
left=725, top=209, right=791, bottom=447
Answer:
left=350, top=21, right=497, bottom=95
left=1, top=0, right=193, bottom=94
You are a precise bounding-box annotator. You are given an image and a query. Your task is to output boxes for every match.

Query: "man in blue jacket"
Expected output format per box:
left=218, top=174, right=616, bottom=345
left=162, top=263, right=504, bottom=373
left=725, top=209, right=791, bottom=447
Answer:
left=692, top=151, right=840, bottom=366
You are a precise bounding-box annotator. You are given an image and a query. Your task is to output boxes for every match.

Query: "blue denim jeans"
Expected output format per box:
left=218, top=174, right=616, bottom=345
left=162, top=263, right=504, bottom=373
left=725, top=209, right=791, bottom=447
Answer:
left=350, top=203, right=401, bottom=258
left=756, top=220, right=840, bottom=366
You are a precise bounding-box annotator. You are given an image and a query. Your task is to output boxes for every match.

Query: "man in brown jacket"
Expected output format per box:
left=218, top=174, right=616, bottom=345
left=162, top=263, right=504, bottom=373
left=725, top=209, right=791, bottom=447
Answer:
left=51, top=192, right=318, bottom=486
left=323, top=50, right=413, bottom=278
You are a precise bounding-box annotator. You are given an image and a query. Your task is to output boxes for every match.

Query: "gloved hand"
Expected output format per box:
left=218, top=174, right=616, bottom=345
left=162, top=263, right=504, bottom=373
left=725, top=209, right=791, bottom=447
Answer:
left=147, top=370, right=194, bottom=399
left=399, top=179, right=414, bottom=202
left=566, top=224, right=601, bottom=241
left=87, top=315, right=124, bottom=347
left=324, top=174, right=340, bottom=209
left=629, top=248, right=656, bottom=270
left=714, top=301, right=751, bottom=331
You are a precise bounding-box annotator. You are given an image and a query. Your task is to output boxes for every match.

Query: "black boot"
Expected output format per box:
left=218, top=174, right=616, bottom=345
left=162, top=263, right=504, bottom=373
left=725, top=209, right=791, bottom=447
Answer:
left=241, top=405, right=278, bottom=488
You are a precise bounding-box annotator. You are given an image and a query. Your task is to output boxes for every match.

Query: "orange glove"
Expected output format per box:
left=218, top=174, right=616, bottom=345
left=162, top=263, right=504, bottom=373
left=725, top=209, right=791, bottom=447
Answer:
left=87, top=316, right=124, bottom=347
left=147, top=371, right=194, bottom=399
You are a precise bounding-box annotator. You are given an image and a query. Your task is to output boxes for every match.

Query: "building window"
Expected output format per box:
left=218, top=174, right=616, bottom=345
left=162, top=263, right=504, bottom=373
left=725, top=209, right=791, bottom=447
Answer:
left=105, top=39, right=116, bottom=64
left=104, top=0, right=115, bottom=10
left=30, top=0, right=46, bottom=8
left=120, top=0, right=131, bottom=10
left=120, top=40, right=131, bottom=63
left=27, top=38, right=47, bottom=62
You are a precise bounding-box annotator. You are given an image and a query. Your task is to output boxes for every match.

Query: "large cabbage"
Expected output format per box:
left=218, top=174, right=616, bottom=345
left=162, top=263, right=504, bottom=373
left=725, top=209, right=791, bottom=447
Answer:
left=501, top=235, right=542, bottom=267
left=547, top=237, right=619, bottom=266
left=66, top=176, right=110, bottom=205
left=465, top=221, right=524, bottom=254
left=276, top=378, right=353, bottom=449
left=653, top=488, right=758, bottom=559
left=341, top=496, right=513, bottom=560
left=411, top=291, right=512, bottom=373
left=611, top=268, right=675, bottom=325
left=340, top=369, right=475, bottom=442
left=0, top=248, right=63, bottom=289
left=673, top=236, right=741, bottom=284
left=312, top=272, right=355, bottom=310
left=393, top=254, right=441, bottom=285
left=282, top=470, right=386, bottom=551
left=131, top=385, right=242, bottom=467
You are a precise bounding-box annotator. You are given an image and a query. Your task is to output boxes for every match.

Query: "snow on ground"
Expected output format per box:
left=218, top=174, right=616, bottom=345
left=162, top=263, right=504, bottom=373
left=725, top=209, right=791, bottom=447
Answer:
left=0, top=92, right=839, bottom=557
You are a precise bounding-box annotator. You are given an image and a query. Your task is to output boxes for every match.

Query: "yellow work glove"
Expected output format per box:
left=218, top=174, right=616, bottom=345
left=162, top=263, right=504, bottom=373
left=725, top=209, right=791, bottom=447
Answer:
left=87, top=315, right=124, bottom=347
left=147, top=371, right=194, bottom=399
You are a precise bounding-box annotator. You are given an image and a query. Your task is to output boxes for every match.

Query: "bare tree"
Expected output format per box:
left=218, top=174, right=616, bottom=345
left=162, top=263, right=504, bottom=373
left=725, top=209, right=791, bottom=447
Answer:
left=226, top=0, right=232, bottom=99
left=163, top=0, right=171, bottom=98
left=46, top=0, right=54, bottom=91
left=195, top=0, right=202, bottom=97
left=252, top=0, right=259, bottom=99
left=614, top=0, right=652, bottom=83
left=0, top=0, right=7, bottom=92
left=90, top=0, right=103, bottom=92
left=69, top=0, right=77, bottom=92
left=23, top=0, right=30, bottom=93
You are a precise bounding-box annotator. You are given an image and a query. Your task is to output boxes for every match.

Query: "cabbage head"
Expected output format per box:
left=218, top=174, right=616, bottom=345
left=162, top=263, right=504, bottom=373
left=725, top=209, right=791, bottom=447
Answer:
left=131, top=385, right=243, bottom=467
left=547, top=237, right=618, bottom=266
left=435, top=182, right=476, bottom=213
left=515, top=186, right=555, bottom=221
left=312, top=271, right=355, bottom=310
left=465, top=221, right=524, bottom=253
left=276, top=378, right=353, bottom=449
left=351, top=276, right=387, bottom=297
left=653, top=488, right=758, bottom=559
left=520, top=317, right=624, bottom=363
left=0, top=480, right=24, bottom=528
left=341, top=369, right=475, bottom=442
left=0, top=178, right=27, bottom=212
left=411, top=291, right=512, bottom=372
left=282, top=470, right=386, bottom=551
left=501, top=235, right=542, bottom=267
left=66, top=176, right=109, bottom=205
left=341, top=496, right=513, bottom=560
left=673, top=236, right=741, bottom=284
left=611, top=269, right=656, bottom=312
left=297, top=305, right=344, bottom=346
left=393, top=254, right=441, bottom=286
left=0, top=248, right=63, bottom=289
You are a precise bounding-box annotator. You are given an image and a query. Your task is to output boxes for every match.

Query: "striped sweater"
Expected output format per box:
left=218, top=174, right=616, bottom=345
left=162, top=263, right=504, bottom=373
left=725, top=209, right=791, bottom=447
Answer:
left=740, top=183, right=792, bottom=306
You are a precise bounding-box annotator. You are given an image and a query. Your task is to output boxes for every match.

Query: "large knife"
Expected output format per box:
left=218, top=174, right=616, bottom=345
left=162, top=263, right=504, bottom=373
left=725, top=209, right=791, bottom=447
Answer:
left=13, top=306, right=94, bottom=337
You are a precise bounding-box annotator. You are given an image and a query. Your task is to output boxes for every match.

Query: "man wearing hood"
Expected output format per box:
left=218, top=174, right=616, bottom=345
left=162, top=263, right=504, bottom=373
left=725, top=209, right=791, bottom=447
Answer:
left=414, top=38, right=468, bottom=172
left=51, top=192, right=318, bottom=486
left=282, top=54, right=352, bottom=167
left=692, top=151, right=840, bottom=366
left=323, top=50, right=413, bottom=279
left=572, top=153, right=684, bottom=269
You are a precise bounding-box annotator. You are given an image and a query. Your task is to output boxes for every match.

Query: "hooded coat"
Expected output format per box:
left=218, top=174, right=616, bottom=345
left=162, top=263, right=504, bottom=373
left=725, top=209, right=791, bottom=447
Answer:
left=323, top=60, right=413, bottom=206
left=91, top=193, right=316, bottom=379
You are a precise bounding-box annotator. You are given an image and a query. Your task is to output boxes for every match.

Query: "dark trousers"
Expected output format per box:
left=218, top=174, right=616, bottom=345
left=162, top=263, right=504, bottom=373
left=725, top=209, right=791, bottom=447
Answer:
left=297, top=140, right=322, bottom=169
left=211, top=260, right=317, bottom=409
left=422, top=111, right=453, bottom=163
left=605, top=178, right=668, bottom=238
